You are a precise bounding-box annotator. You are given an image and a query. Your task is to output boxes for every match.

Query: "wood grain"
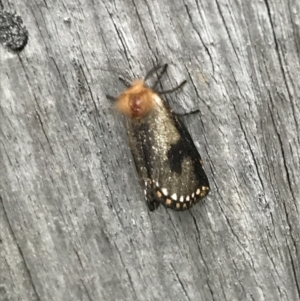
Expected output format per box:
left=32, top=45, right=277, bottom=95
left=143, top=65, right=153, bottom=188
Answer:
left=1, top=0, right=299, bottom=300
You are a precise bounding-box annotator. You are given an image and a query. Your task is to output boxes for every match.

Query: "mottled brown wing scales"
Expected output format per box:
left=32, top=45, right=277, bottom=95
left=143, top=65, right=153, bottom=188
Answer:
left=126, top=98, right=210, bottom=211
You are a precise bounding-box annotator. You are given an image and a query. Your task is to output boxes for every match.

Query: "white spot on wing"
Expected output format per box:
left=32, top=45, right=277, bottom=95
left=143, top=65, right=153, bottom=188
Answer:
left=171, top=193, right=177, bottom=201
left=180, top=196, right=184, bottom=203
left=161, top=188, right=168, bottom=196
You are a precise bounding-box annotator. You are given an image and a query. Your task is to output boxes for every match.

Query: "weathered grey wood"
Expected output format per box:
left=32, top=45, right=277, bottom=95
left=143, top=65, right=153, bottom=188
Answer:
left=1, top=0, right=299, bottom=300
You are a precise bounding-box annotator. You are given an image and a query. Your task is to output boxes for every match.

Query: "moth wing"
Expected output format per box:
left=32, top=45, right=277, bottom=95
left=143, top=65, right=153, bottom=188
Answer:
left=126, top=120, right=160, bottom=211
left=126, top=97, right=209, bottom=211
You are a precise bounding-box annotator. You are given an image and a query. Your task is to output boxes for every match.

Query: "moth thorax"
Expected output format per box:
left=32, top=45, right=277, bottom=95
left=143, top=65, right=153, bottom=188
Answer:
left=129, top=96, right=143, bottom=116
left=116, top=83, right=155, bottom=119
left=128, top=93, right=153, bottom=118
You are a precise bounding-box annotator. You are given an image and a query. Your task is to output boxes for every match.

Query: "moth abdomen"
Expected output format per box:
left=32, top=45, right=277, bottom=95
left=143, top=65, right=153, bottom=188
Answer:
left=108, top=64, right=210, bottom=212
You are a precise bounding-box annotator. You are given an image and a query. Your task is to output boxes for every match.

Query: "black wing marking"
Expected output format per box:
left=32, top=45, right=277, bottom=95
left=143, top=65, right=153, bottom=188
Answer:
left=170, top=114, right=209, bottom=185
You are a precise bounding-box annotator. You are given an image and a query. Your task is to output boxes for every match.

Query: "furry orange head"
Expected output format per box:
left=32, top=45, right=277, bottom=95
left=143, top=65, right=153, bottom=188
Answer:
left=115, top=80, right=155, bottom=119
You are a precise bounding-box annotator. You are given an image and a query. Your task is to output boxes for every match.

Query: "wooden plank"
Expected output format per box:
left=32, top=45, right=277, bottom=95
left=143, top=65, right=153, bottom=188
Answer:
left=1, top=0, right=299, bottom=300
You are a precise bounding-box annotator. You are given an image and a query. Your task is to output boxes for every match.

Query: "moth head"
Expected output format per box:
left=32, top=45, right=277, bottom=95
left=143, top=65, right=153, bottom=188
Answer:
left=115, top=80, right=155, bottom=119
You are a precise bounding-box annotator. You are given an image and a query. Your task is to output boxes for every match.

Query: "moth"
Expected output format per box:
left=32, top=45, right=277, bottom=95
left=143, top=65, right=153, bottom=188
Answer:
left=107, top=64, right=210, bottom=211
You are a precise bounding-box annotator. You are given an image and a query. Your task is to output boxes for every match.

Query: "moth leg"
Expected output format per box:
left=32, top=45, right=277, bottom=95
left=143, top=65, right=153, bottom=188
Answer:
left=144, top=182, right=161, bottom=211
left=157, top=80, right=187, bottom=95
left=156, top=78, right=198, bottom=116
left=107, top=76, right=131, bottom=101
left=151, top=64, right=168, bottom=90
left=147, top=199, right=161, bottom=211
left=175, top=109, right=200, bottom=116
left=144, top=64, right=166, bottom=82
left=118, top=76, right=131, bottom=87
left=106, top=94, right=117, bottom=101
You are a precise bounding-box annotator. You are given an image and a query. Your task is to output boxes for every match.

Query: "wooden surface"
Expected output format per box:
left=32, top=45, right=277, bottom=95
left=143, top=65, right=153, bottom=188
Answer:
left=1, top=0, right=299, bottom=300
